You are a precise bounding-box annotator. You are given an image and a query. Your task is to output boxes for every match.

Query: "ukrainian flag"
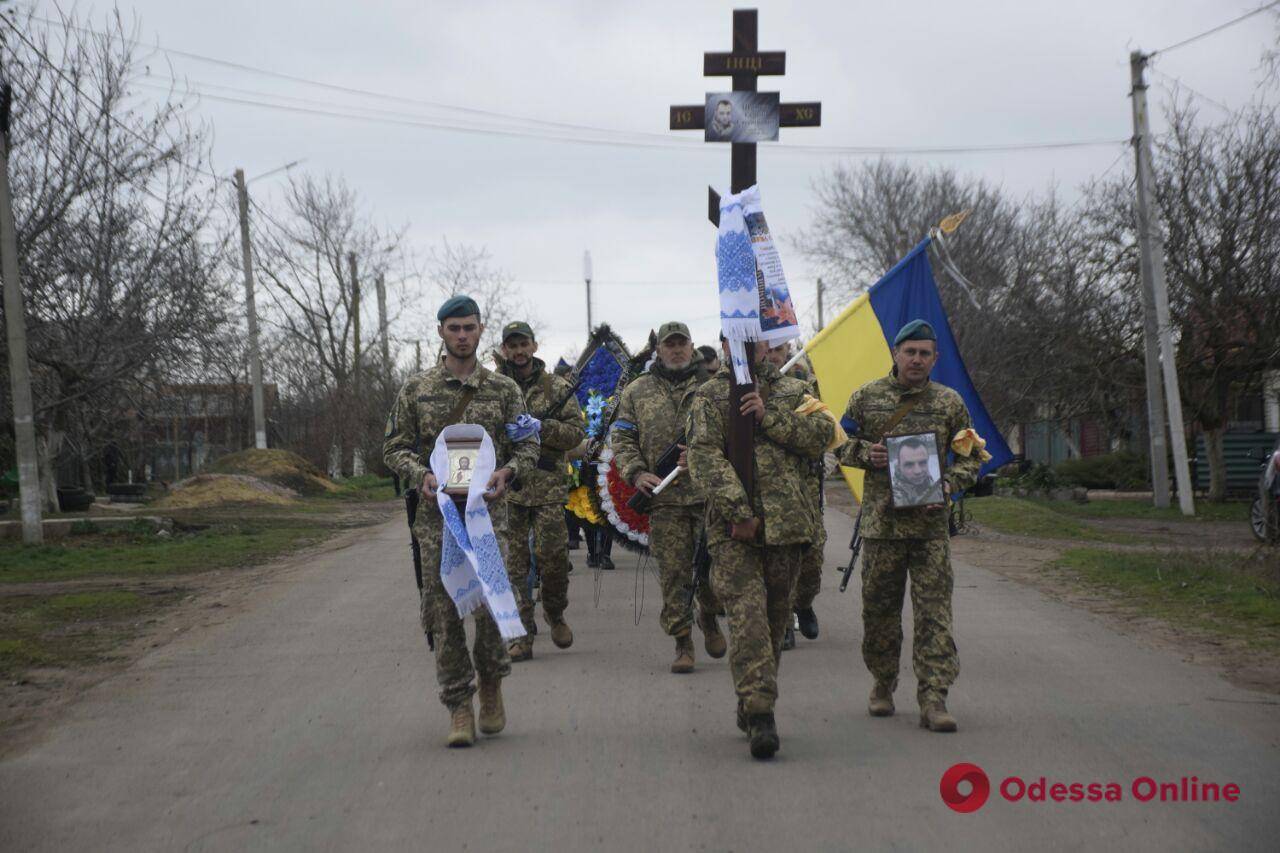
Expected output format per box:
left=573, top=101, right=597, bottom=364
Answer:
left=806, top=238, right=1013, bottom=501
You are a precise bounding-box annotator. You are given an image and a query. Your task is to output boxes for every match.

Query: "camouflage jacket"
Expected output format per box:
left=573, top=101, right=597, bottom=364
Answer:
left=610, top=364, right=704, bottom=507
left=836, top=371, right=981, bottom=540
left=382, top=363, right=540, bottom=509
left=498, top=357, right=584, bottom=506
left=688, top=362, right=834, bottom=548
left=786, top=361, right=826, bottom=495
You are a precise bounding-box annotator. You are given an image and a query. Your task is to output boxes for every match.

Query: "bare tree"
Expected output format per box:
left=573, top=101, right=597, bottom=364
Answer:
left=251, top=172, right=408, bottom=475
left=0, top=8, right=232, bottom=502
left=420, top=238, right=528, bottom=359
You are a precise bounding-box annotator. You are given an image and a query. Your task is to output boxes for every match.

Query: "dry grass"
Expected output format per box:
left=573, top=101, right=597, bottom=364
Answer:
left=210, top=448, right=337, bottom=496
left=155, top=474, right=297, bottom=509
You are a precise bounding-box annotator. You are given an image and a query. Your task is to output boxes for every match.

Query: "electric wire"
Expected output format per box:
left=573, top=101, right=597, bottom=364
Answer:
left=0, top=16, right=228, bottom=185
left=29, top=16, right=1128, bottom=157
left=1148, top=0, right=1280, bottom=57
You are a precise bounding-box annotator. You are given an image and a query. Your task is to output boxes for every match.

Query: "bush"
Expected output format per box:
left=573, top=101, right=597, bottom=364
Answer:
left=1054, top=452, right=1149, bottom=490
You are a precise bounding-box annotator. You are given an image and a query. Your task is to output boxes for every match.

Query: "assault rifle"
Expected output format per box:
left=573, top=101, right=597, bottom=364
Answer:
left=626, top=433, right=685, bottom=514
left=405, top=488, right=435, bottom=650
left=839, top=507, right=864, bottom=593
left=685, top=528, right=712, bottom=607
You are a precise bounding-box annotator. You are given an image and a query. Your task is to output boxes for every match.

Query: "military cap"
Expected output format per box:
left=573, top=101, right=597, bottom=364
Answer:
left=437, top=295, right=481, bottom=322
left=502, top=320, right=535, bottom=342
left=657, top=321, right=691, bottom=343
left=893, top=319, right=937, bottom=347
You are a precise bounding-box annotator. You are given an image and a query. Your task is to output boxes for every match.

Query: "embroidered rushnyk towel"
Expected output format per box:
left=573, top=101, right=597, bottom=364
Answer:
left=429, top=423, right=526, bottom=639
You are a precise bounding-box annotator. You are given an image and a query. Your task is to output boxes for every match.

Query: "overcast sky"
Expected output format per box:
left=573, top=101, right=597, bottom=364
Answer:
left=44, top=0, right=1280, bottom=367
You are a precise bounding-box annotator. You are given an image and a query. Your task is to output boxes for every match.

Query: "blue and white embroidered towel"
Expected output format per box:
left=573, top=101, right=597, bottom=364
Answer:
left=429, top=424, right=526, bottom=640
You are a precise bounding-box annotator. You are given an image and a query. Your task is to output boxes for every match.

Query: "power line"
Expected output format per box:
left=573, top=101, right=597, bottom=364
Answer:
left=135, top=79, right=1127, bottom=157
left=38, top=15, right=1127, bottom=158
left=1148, top=0, right=1280, bottom=57
left=1147, top=66, right=1235, bottom=114
left=31, top=13, right=685, bottom=144
left=0, top=16, right=227, bottom=185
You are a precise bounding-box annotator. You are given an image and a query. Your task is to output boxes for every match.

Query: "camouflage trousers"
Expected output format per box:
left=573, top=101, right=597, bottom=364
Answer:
left=415, top=500, right=513, bottom=710
left=710, top=540, right=802, bottom=714
left=792, top=523, right=827, bottom=611
left=861, top=537, right=958, bottom=706
left=505, top=500, right=571, bottom=634
left=650, top=504, right=719, bottom=636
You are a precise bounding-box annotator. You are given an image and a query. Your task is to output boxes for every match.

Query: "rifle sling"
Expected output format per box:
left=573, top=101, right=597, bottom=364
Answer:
left=877, top=394, right=924, bottom=442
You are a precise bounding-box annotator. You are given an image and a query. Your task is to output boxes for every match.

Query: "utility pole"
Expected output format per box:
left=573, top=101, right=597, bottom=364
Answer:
left=234, top=169, right=268, bottom=450
left=583, top=250, right=593, bottom=335
left=414, top=340, right=422, bottom=373
left=816, top=277, right=824, bottom=329
left=0, top=82, right=43, bottom=543
left=1130, top=51, right=1195, bottom=516
left=348, top=252, right=364, bottom=476
left=376, top=273, right=390, bottom=384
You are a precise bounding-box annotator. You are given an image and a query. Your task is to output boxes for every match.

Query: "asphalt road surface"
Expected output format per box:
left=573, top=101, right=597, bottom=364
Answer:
left=1, top=507, right=1277, bottom=851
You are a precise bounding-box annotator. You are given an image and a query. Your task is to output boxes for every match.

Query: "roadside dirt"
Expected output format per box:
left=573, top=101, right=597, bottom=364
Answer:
left=824, top=481, right=1280, bottom=698
left=0, top=503, right=398, bottom=757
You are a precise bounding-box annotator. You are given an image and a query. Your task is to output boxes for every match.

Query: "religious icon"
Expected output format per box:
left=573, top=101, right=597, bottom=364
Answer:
left=443, top=439, right=483, bottom=497
left=886, top=432, right=945, bottom=509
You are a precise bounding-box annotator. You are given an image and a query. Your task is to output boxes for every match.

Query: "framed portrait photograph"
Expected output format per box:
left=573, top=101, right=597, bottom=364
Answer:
left=886, top=432, right=945, bottom=509
left=443, top=439, right=482, bottom=497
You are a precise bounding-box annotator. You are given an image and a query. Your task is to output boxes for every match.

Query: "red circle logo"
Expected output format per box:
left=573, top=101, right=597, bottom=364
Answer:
left=940, top=763, right=990, bottom=813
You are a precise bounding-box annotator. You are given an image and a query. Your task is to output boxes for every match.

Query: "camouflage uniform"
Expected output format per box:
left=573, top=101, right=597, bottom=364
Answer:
left=611, top=363, right=718, bottom=636
left=499, top=357, right=585, bottom=633
left=383, top=363, right=540, bottom=710
left=788, top=363, right=827, bottom=612
left=688, top=361, right=834, bottom=714
left=836, top=370, right=981, bottom=707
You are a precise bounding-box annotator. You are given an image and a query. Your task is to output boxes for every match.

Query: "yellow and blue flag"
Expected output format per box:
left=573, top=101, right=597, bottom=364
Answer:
left=806, top=238, right=1012, bottom=500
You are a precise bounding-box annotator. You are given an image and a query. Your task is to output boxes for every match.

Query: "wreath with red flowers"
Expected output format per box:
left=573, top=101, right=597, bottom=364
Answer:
left=595, top=448, right=650, bottom=547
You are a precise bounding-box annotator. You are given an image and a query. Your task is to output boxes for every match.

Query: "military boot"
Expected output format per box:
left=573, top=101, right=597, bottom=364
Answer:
left=736, top=701, right=748, bottom=735
left=599, top=555, right=615, bottom=570
left=795, top=606, right=819, bottom=640
left=477, top=678, right=506, bottom=735
left=671, top=632, right=695, bottom=674
left=747, top=712, right=780, bottom=760
left=508, top=637, right=532, bottom=662
left=447, top=700, right=476, bottom=748
left=920, top=701, right=957, bottom=733
left=868, top=682, right=895, bottom=717
left=697, top=610, right=727, bottom=659
left=781, top=625, right=796, bottom=651
left=548, top=616, right=574, bottom=649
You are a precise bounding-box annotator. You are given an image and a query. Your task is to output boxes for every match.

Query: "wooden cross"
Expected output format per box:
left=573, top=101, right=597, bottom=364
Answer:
left=668, top=8, right=822, bottom=225
left=667, top=8, right=822, bottom=501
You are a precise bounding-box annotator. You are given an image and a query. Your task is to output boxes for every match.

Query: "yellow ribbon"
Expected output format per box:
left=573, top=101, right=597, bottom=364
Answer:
left=795, top=395, right=848, bottom=451
left=951, top=428, right=993, bottom=463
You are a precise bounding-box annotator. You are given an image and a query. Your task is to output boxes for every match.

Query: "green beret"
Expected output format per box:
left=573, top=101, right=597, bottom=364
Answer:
left=437, top=295, right=480, bottom=322
left=893, top=319, right=937, bottom=347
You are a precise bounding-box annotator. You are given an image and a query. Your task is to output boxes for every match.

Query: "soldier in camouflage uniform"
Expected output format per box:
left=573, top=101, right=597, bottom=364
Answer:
left=611, top=321, right=725, bottom=673
left=496, top=321, right=585, bottom=661
left=835, top=319, right=982, bottom=733
left=383, top=296, right=540, bottom=748
left=688, top=338, right=834, bottom=759
left=766, top=342, right=827, bottom=647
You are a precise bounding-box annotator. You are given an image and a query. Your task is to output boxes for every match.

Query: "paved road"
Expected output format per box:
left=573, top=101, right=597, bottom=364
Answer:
left=1, top=508, right=1277, bottom=851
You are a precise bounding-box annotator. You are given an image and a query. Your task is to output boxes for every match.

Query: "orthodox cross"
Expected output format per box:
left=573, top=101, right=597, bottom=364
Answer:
left=668, top=8, right=821, bottom=224
left=667, top=8, right=821, bottom=498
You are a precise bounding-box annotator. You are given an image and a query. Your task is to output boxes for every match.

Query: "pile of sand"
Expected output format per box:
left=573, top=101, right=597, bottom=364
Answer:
left=155, top=474, right=300, bottom=509
left=210, top=449, right=337, bottom=497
